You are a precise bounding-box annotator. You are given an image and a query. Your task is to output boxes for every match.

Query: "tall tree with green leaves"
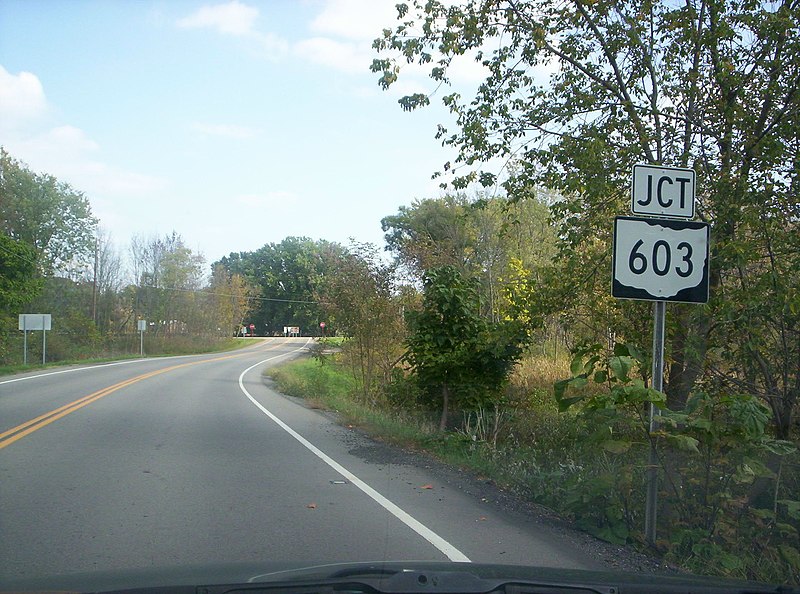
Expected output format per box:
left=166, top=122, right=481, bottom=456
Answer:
left=218, top=237, right=341, bottom=335
left=0, top=234, right=42, bottom=312
left=373, top=1, right=799, bottom=431
left=383, top=193, right=557, bottom=322
left=0, top=149, right=96, bottom=275
left=382, top=194, right=478, bottom=277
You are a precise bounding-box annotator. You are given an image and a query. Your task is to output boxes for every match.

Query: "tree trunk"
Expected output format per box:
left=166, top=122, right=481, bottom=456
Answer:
left=439, top=383, right=450, bottom=432
left=665, top=282, right=714, bottom=410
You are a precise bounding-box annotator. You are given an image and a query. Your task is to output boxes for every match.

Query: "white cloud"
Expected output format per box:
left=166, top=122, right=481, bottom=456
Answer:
left=254, top=32, right=290, bottom=59
left=293, top=37, right=369, bottom=74
left=190, top=122, right=259, bottom=139
left=176, top=0, right=259, bottom=36
left=0, top=66, right=48, bottom=131
left=11, top=126, right=166, bottom=197
left=45, top=125, right=100, bottom=152
left=175, top=2, right=288, bottom=60
left=309, top=0, right=398, bottom=42
left=0, top=66, right=167, bottom=207
left=291, top=0, right=401, bottom=75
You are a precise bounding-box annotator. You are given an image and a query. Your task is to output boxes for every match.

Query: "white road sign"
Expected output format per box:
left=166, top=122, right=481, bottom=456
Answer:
left=631, top=164, right=696, bottom=219
left=18, top=314, right=52, bottom=331
left=613, top=217, right=710, bottom=303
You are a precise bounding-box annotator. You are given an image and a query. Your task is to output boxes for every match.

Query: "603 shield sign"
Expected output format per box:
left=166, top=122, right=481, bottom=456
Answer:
left=612, top=217, right=710, bottom=303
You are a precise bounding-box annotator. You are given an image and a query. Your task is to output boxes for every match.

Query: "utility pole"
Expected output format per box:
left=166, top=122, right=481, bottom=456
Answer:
left=92, top=234, right=98, bottom=325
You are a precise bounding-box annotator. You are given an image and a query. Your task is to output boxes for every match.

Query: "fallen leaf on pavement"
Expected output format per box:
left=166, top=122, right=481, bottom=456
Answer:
left=421, top=484, right=433, bottom=490
left=306, top=503, right=317, bottom=509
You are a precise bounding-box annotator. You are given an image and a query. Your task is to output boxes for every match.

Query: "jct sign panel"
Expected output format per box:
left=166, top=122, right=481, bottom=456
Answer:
left=613, top=217, right=710, bottom=303
left=631, top=164, right=696, bottom=219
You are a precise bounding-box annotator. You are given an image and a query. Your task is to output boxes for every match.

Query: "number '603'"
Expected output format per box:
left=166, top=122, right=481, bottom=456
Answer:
left=629, top=239, right=693, bottom=278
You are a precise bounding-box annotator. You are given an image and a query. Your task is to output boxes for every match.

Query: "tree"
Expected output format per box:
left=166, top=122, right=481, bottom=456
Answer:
left=0, top=233, right=43, bottom=362
left=92, top=229, right=125, bottom=335
left=382, top=194, right=478, bottom=277
left=0, top=148, right=97, bottom=275
left=318, top=242, right=406, bottom=402
left=374, top=1, right=799, bottom=431
left=206, top=264, right=257, bottom=337
left=382, top=193, right=557, bottom=322
left=0, top=234, right=42, bottom=311
left=129, top=232, right=206, bottom=335
left=405, top=265, right=528, bottom=431
left=218, top=237, right=341, bottom=335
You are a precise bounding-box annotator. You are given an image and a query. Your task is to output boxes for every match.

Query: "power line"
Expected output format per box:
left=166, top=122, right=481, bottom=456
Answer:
left=139, top=284, right=323, bottom=305
left=0, top=239, right=39, bottom=267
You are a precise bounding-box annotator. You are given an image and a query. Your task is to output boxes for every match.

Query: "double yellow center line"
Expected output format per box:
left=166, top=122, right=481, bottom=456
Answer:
left=0, top=344, right=278, bottom=451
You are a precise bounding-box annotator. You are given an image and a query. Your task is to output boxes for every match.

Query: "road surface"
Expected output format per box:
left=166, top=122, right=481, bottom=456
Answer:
left=0, top=338, right=606, bottom=584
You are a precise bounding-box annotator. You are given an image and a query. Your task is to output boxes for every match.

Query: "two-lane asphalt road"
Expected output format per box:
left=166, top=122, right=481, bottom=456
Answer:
left=0, top=338, right=603, bottom=583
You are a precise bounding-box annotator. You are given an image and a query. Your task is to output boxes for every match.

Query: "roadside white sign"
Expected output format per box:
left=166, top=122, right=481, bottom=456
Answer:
left=631, top=164, right=696, bottom=219
left=18, top=314, right=51, bottom=331
left=137, top=320, right=147, bottom=332
left=18, top=314, right=52, bottom=364
left=612, top=217, right=710, bottom=303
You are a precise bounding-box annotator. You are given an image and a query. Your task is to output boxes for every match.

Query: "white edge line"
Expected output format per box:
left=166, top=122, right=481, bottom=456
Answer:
left=237, top=340, right=471, bottom=564
left=0, top=358, right=157, bottom=385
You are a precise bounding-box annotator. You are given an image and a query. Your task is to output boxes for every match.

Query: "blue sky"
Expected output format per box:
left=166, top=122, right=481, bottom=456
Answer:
left=0, top=0, right=490, bottom=268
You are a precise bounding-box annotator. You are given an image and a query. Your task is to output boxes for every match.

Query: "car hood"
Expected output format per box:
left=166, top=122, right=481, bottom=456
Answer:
left=0, top=560, right=793, bottom=594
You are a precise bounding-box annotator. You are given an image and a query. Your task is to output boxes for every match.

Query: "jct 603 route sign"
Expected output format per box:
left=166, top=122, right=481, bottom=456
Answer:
left=612, top=216, right=710, bottom=303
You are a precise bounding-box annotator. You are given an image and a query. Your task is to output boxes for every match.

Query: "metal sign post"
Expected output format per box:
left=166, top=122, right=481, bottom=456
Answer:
left=22, top=315, right=28, bottom=365
left=42, top=314, right=47, bottom=364
left=645, top=300, right=666, bottom=544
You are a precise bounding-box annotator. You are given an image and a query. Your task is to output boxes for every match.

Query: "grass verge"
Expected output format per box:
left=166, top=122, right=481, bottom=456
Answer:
left=269, top=358, right=437, bottom=444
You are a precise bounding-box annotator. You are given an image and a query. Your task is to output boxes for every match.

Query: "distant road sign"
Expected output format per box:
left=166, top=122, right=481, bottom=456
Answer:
left=632, top=164, right=696, bottom=219
left=137, top=320, right=147, bottom=332
left=19, top=314, right=51, bottom=331
left=613, top=217, right=710, bottom=303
